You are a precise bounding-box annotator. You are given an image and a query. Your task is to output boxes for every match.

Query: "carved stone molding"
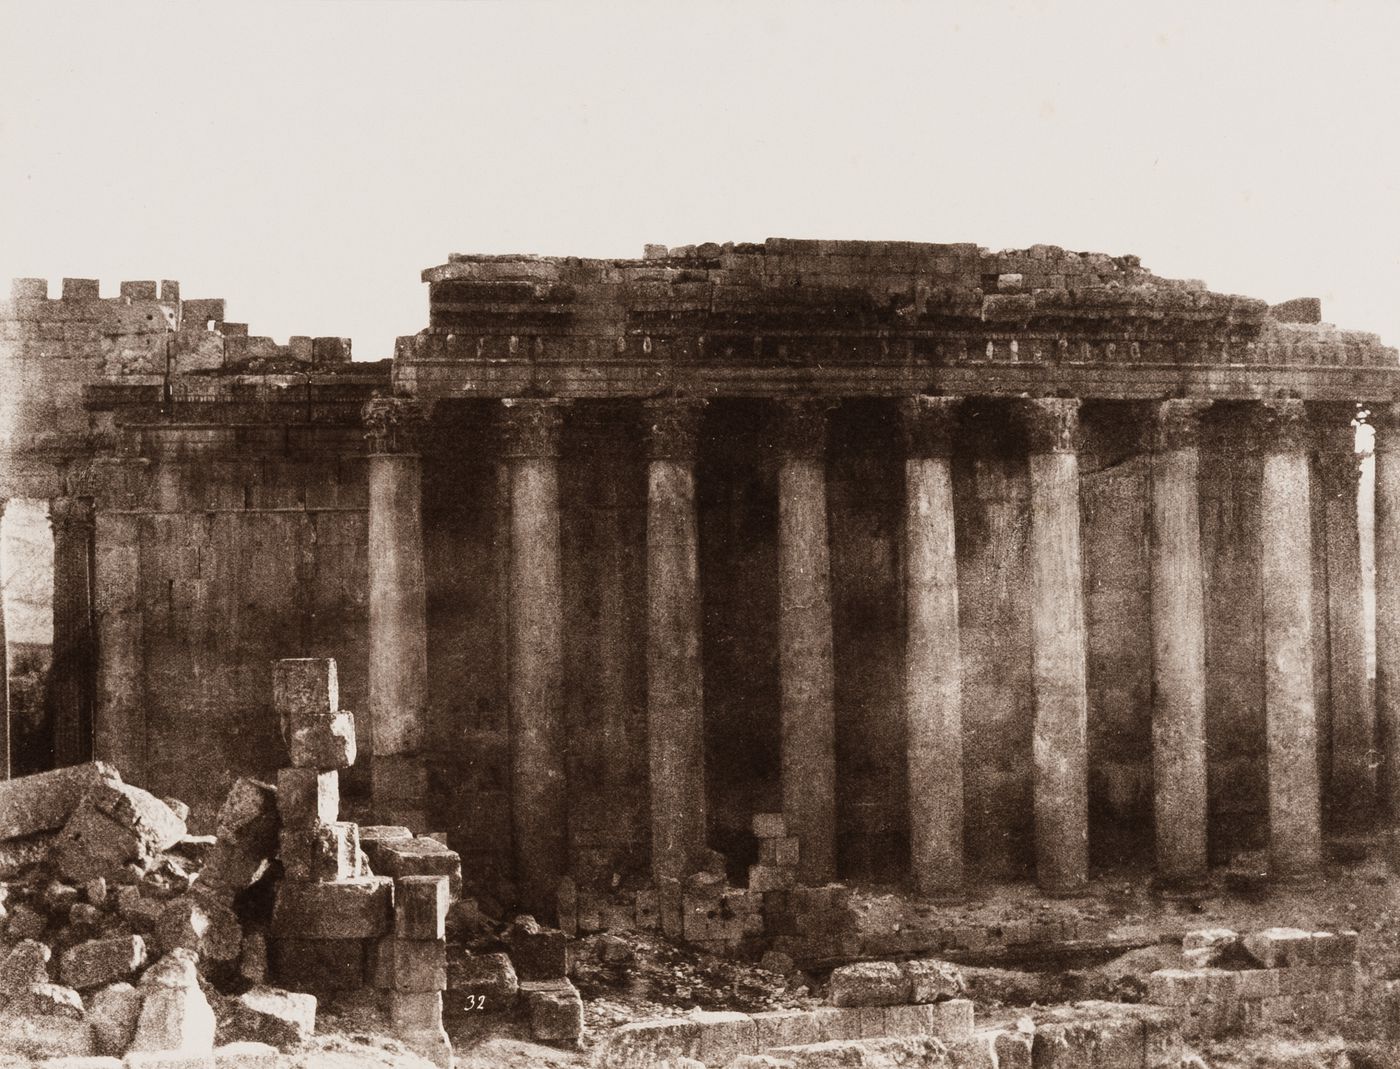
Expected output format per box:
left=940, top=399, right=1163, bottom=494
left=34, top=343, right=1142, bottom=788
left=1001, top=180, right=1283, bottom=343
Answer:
left=772, top=398, right=836, bottom=460
left=644, top=397, right=707, bottom=463
left=363, top=397, right=431, bottom=455
left=899, top=396, right=960, bottom=459
left=499, top=398, right=567, bottom=459
left=1150, top=399, right=1212, bottom=453
left=1019, top=397, right=1081, bottom=455
left=1255, top=398, right=1310, bottom=455
left=1309, top=402, right=1362, bottom=486
left=48, top=497, right=95, bottom=535
left=1371, top=401, right=1400, bottom=457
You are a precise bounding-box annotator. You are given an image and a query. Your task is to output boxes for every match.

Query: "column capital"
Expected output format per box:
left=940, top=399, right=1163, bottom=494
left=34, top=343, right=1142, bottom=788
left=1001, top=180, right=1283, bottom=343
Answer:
left=1372, top=401, right=1400, bottom=455
left=899, top=396, right=961, bottom=458
left=773, top=398, right=836, bottom=459
left=1309, top=402, right=1362, bottom=486
left=644, top=397, right=707, bottom=462
left=363, top=397, right=431, bottom=455
left=48, top=497, right=95, bottom=534
left=1255, top=398, right=1310, bottom=455
left=1149, top=399, right=1211, bottom=452
left=1019, top=397, right=1081, bottom=454
left=500, top=398, right=568, bottom=459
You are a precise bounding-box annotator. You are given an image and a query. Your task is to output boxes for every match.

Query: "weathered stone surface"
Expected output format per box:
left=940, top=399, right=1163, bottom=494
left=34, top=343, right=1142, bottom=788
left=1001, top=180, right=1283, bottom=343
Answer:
left=90, top=981, right=143, bottom=1055
left=9, top=901, right=47, bottom=939
left=0, top=762, right=120, bottom=841
left=521, top=978, right=584, bottom=1047
left=505, top=915, right=569, bottom=981
left=130, top=984, right=216, bottom=1055
left=828, top=961, right=912, bottom=1007
left=60, top=935, right=147, bottom=989
left=274, top=769, right=338, bottom=829
left=200, top=779, right=278, bottom=897
left=388, top=990, right=443, bottom=1031
left=140, top=948, right=201, bottom=990
left=901, top=959, right=966, bottom=1004
left=358, top=825, right=412, bottom=845
left=0, top=937, right=52, bottom=997
left=367, top=937, right=447, bottom=992
left=758, top=1035, right=951, bottom=1068
left=0, top=832, right=59, bottom=877
left=1242, top=927, right=1316, bottom=968
left=360, top=836, right=459, bottom=892
left=272, top=658, right=339, bottom=744
left=213, top=1041, right=279, bottom=1069
left=401, top=1025, right=453, bottom=1069
left=268, top=938, right=365, bottom=991
left=155, top=897, right=242, bottom=962
left=54, top=781, right=187, bottom=881
left=239, top=931, right=268, bottom=986
left=287, top=711, right=357, bottom=771
left=271, top=877, right=392, bottom=939
left=453, top=951, right=517, bottom=1010
left=227, top=985, right=317, bottom=1047
left=279, top=822, right=358, bottom=883
left=394, top=875, right=449, bottom=940
left=0, top=982, right=97, bottom=1059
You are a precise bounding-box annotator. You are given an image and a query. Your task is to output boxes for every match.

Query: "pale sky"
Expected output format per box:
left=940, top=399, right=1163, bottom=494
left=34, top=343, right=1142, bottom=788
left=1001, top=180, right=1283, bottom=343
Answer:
left=2, top=0, right=1397, bottom=360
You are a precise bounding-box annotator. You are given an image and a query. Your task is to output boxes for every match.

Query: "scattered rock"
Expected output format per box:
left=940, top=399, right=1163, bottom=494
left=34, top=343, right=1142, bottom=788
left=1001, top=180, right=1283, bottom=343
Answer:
left=0, top=937, right=52, bottom=997
left=521, top=978, right=584, bottom=1048
left=155, top=895, right=242, bottom=962
left=454, top=951, right=518, bottom=1010
left=60, top=934, right=147, bottom=989
left=827, top=960, right=912, bottom=1007
left=54, top=781, right=187, bottom=882
left=89, top=981, right=144, bottom=1055
left=224, top=984, right=317, bottom=1048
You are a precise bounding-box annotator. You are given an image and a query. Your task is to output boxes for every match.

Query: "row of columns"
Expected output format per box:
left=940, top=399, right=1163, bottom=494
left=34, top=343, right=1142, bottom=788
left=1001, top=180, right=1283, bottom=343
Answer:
left=362, top=393, right=1380, bottom=906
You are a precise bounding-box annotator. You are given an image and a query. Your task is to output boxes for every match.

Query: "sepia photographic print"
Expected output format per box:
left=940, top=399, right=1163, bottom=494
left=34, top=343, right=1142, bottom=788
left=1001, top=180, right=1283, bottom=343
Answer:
left=1, top=2, right=1398, bottom=1066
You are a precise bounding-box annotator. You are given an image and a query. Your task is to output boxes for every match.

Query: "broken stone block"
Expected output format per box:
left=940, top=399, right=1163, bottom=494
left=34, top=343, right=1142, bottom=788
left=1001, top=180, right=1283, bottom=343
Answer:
left=114, top=887, right=164, bottom=933
left=130, top=983, right=216, bottom=1055
left=505, top=915, right=570, bottom=981
left=758, top=836, right=800, bottom=867
left=901, top=959, right=966, bottom=1003
left=155, top=896, right=243, bottom=962
left=521, top=978, right=584, bottom=1048
left=288, top=711, right=357, bottom=771
left=359, top=836, right=460, bottom=894
left=271, top=876, right=393, bottom=939
left=228, top=985, right=317, bottom=1047
left=752, top=813, right=787, bottom=839
left=0, top=938, right=52, bottom=997
left=272, top=658, right=339, bottom=743
left=274, top=769, right=339, bottom=829
left=200, top=779, right=278, bottom=898
left=401, top=1025, right=453, bottom=1069
left=279, top=822, right=359, bottom=883
left=0, top=762, right=121, bottom=840
left=9, top=901, right=48, bottom=940
left=689, top=1010, right=757, bottom=1065
left=395, top=876, right=449, bottom=940
left=269, top=938, right=365, bottom=991
left=388, top=990, right=442, bottom=1031
left=54, top=781, right=188, bottom=882
left=748, top=864, right=796, bottom=892
left=359, top=825, right=412, bottom=845
left=90, top=981, right=143, bottom=1055
left=1243, top=927, right=1317, bottom=968
left=368, top=937, right=447, bottom=992
left=453, top=951, right=517, bottom=1010
left=828, top=961, right=912, bottom=1007
left=0, top=833, right=59, bottom=878
left=0, top=982, right=96, bottom=1059
left=84, top=878, right=109, bottom=909
left=60, top=935, right=147, bottom=990
left=162, top=798, right=191, bottom=824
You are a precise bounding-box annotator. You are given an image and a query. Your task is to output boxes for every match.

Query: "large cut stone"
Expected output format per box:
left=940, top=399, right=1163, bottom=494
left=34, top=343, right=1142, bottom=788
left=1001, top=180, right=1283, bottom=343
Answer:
left=90, top=981, right=143, bottom=1055
left=0, top=937, right=52, bottom=997
left=155, top=896, right=243, bottom=962
left=395, top=875, right=449, bottom=940
left=0, top=762, right=120, bottom=841
left=521, top=978, right=584, bottom=1048
left=59, top=935, right=147, bottom=989
left=453, top=951, right=518, bottom=1010
left=228, top=985, right=317, bottom=1047
left=272, top=658, right=339, bottom=744
left=269, top=938, right=365, bottom=991
left=0, top=982, right=96, bottom=1059
left=54, top=781, right=188, bottom=881
left=288, top=712, right=357, bottom=771
left=280, top=822, right=359, bottom=883
left=367, top=937, right=447, bottom=992
left=900, top=959, right=966, bottom=1004
left=201, top=778, right=278, bottom=897
left=275, top=769, right=339, bottom=829
left=828, top=961, right=913, bottom=1007
left=130, top=984, right=216, bottom=1055
left=505, top=915, right=570, bottom=981
left=271, top=877, right=393, bottom=939
left=360, top=836, right=460, bottom=893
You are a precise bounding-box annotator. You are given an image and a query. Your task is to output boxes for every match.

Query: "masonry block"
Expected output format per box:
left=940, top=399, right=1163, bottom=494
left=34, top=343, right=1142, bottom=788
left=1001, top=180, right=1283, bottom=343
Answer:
left=505, top=916, right=570, bottom=981
left=287, top=712, right=357, bottom=771
left=690, top=1010, right=756, bottom=1065
left=120, top=281, right=158, bottom=300
left=748, top=864, right=796, bottom=892
left=269, top=937, right=365, bottom=991
left=280, top=822, right=359, bottom=883
left=751, top=1009, right=820, bottom=1049
left=1242, top=927, right=1316, bottom=968
left=271, top=877, right=392, bottom=939
left=275, top=769, right=339, bottom=829
left=11, top=278, right=47, bottom=299
left=752, top=813, right=787, bottom=838
left=395, top=875, right=449, bottom=940
left=272, top=659, right=339, bottom=736
left=388, top=990, right=443, bottom=1032
left=828, top=960, right=911, bottom=1007
left=361, top=837, right=460, bottom=894
left=63, top=279, right=99, bottom=300
left=521, top=979, right=584, bottom=1048
left=368, top=937, right=447, bottom=992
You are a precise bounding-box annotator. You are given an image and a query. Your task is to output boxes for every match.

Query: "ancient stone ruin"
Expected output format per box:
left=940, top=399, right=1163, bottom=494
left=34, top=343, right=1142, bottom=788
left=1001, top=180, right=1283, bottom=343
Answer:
left=2, top=239, right=1400, bottom=1065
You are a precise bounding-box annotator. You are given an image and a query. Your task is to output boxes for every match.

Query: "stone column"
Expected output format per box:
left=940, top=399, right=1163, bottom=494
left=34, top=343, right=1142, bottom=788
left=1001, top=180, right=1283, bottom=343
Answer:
left=1374, top=403, right=1400, bottom=818
left=501, top=398, right=569, bottom=917
left=1312, top=403, right=1372, bottom=829
left=1022, top=398, right=1089, bottom=896
left=363, top=398, right=431, bottom=830
left=48, top=497, right=96, bottom=768
left=1148, top=400, right=1210, bottom=886
left=93, top=508, right=144, bottom=782
left=1259, top=399, right=1323, bottom=877
left=901, top=397, right=964, bottom=898
left=644, top=398, right=708, bottom=881
left=775, top=399, right=838, bottom=885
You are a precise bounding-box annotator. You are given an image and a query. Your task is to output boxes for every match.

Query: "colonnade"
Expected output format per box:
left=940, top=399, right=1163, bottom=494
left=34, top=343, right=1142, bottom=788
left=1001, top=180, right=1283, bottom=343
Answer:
left=362, top=394, right=1386, bottom=899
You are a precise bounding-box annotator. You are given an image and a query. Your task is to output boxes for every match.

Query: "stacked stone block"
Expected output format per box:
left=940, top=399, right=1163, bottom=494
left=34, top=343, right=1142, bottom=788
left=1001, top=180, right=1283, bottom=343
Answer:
left=1146, top=926, right=1362, bottom=1038
left=266, top=658, right=457, bottom=1068
left=748, top=813, right=799, bottom=893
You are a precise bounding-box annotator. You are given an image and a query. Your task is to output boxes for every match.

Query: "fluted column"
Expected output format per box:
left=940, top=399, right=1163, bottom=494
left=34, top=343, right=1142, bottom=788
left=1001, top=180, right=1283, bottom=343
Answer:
left=644, top=398, right=708, bottom=881
left=1022, top=398, right=1089, bottom=895
left=1312, top=403, right=1371, bottom=829
left=775, top=399, right=838, bottom=885
left=1259, top=399, right=1323, bottom=877
left=501, top=398, right=569, bottom=917
left=48, top=497, right=95, bottom=768
left=901, top=396, right=964, bottom=898
left=363, top=398, right=430, bottom=830
left=1374, top=403, right=1400, bottom=818
left=1148, top=400, right=1210, bottom=886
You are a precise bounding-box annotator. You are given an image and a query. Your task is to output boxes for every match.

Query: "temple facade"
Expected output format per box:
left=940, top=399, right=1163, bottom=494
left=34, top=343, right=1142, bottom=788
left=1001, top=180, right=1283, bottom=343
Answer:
left=2, top=239, right=1397, bottom=917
